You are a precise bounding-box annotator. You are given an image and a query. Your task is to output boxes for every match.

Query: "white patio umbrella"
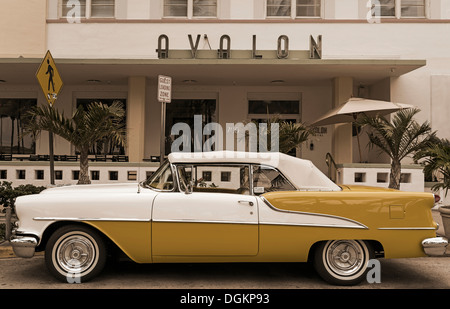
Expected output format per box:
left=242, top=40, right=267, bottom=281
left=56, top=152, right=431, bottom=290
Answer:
left=311, top=97, right=414, bottom=162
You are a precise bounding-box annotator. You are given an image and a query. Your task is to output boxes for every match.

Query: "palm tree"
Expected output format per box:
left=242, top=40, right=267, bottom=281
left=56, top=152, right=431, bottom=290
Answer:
left=414, top=138, right=450, bottom=196
left=25, top=101, right=126, bottom=184
left=277, top=120, right=312, bottom=154
left=359, top=108, right=435, bottom=190
left=252, top=117, right=313, bottom=154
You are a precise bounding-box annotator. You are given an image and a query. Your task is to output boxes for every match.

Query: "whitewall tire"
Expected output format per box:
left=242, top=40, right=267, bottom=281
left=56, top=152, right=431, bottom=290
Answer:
left=45, top=225, right=106, bottom=283
left=313, top=240, right=374, bottom=286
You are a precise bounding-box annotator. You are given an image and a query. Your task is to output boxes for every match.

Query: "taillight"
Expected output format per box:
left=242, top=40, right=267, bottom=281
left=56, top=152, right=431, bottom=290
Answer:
left=434, top=194, right=441, bottom=204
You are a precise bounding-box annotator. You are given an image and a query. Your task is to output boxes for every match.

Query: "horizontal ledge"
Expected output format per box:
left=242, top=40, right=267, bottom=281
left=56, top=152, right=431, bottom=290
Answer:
left=46, top=18, right=450, bottom=24
left=0, top=57, right=426, bottom=67
left=336, top=163, right=424, bottom=170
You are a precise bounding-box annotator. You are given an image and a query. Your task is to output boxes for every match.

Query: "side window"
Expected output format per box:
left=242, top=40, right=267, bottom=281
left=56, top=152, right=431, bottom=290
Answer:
left=146, top=161, right=174, bottom=191
left=177, top=165, right=193, bottom=193
left=178, top=164, right=250, bottom=195
left=252, top=165, right=296, bottom=194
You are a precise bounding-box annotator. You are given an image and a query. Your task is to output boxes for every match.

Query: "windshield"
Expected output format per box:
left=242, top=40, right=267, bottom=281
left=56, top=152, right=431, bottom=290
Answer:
left=143, top=161, right=174, bottom=191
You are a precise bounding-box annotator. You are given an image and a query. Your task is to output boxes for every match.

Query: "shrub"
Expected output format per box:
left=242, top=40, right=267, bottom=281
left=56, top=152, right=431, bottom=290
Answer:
left=0, top=181, right=46, bottom=213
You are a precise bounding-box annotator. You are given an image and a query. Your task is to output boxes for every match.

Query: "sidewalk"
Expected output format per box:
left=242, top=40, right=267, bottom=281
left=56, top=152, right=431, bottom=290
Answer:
left=0, top=240, right=15, bottom=259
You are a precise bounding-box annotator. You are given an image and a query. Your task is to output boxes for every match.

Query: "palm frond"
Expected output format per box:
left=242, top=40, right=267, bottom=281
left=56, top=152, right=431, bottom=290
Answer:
left=24, top=101, right=126, bottom=151
left=360, top=108, right=433, bottom=161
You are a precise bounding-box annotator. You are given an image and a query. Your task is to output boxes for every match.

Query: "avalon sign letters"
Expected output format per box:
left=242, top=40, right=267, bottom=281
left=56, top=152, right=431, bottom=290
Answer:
left=156, top=34, right=323, bottom=60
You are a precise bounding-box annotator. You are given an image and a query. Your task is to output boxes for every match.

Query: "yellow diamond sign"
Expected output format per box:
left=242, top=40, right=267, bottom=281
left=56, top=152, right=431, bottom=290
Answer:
left=36, top=50, right=63, bottom=106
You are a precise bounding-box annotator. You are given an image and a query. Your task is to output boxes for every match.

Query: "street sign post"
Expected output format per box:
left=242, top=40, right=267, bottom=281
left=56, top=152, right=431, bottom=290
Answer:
left=36, top=51, right=63, bottom=185
left=158, top=75, right=172, bottom=164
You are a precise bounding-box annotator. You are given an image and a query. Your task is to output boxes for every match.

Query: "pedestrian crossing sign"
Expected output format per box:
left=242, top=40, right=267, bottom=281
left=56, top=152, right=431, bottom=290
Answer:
left=36, top=50, right=63, bottom=106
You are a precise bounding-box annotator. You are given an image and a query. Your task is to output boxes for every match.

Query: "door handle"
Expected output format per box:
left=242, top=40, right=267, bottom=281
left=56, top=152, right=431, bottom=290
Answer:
left=238, top=200, right=254, bottom=206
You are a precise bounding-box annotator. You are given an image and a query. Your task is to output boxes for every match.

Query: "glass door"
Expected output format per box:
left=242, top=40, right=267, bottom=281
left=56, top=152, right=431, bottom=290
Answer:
left=165, top=99, right=217, bottom=155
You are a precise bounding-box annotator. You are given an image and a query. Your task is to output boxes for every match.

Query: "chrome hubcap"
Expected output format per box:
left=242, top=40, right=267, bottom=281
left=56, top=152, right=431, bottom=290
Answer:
left=55, top=233, right=97, bottom=275
left=326, top=240, right=365, bottom=277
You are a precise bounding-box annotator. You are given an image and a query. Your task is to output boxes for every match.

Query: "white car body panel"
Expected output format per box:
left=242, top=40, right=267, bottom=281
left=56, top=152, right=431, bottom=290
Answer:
left=14, top=183, right=157, bottom=244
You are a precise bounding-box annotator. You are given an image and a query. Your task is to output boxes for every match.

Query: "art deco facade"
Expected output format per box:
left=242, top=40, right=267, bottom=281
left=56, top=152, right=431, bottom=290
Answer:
left=0, top=0, right=449, bottom=195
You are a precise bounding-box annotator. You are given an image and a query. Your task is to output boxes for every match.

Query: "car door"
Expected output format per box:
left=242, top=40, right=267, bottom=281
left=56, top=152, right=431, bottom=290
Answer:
left=152, top=164, right=259, bottom=257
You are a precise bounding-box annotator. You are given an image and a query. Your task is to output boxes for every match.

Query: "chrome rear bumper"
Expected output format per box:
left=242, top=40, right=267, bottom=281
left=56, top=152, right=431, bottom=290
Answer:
left=422, top=237, right=448, bottom=256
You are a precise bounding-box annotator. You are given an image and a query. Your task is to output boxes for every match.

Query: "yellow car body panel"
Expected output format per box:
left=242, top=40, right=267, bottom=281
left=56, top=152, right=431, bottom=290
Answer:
left=84, top=221, right=152, bottom=263
left=81, top=185, right=437, bottom=263
left=261, top=186, right=437, bottom=259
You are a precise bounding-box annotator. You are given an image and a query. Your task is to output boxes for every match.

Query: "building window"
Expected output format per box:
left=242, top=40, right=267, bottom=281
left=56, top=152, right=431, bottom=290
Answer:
left=248, top=94, right=302, bottom=156
left=91, top=170, right=100, bottom=181
left=0, top=99, right=37, bottom=154
left=128, top=171, right=137, bottom=181
left=35, top=170, right=45, bottom=180
left=0, top=170, right=6, bottom=179
left=109, top=171, right=118, bottom=181
left=267, top=0, right=321, bottom=18
left=202, top=171, right=212, bottom=182
left=296, top=0, right=321, bottom=17
left=371, top=0, right=426, bottom=18
left=372, top=0, right=396, bottom=17
left=221, top=171, right=231, bottom=182
left=16, top=170, right=26, bottom=180
left=72, top=170, right=80, bottom=180
left=61, top=0, right=115, bottom=19
left=164, top=0, right=188, bottom=17
left=248, top=100, right=300, bottom=115
left=164, top=0, right=217, bottom=18
left=166, top=99, right=217, bottom=154
left=55, top=170, right=63, bottom=180
left=401, top=0, right=425, bottom=17
left=194, top=0, right=217, bottom=16
left=267, top=0, right=291, bottom=17
left=91, top=0, right=115, bottom=18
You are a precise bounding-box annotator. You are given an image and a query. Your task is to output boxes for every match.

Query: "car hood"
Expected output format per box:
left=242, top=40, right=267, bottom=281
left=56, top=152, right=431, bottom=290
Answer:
left=39, top=183, right=142, bottom=195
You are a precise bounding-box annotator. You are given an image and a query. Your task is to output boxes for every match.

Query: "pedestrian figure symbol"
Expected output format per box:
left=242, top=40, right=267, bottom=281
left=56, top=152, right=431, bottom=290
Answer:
left=46, top=59, right=55, bottom=92
left=36, top=50, right=63, bottom=106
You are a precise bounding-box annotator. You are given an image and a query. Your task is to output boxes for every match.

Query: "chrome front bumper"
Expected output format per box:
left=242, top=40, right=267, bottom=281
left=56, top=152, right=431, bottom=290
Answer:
left=4, top=206, right=37, bottom=258
left=10, top=235, right=37, bottom=258
left=422, top=237, right=449, bottom=256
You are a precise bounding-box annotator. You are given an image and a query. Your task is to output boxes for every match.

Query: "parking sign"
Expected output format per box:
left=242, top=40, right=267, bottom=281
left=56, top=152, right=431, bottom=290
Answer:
left=158, top=75, right=172, bottom=103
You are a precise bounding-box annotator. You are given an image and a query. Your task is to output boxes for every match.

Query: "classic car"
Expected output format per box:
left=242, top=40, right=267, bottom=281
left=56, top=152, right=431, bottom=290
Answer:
left=6, top=151, right=447, bottom=285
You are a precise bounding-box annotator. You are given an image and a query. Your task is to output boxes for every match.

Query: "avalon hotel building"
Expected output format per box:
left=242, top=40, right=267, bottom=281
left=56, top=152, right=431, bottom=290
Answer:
left=0, top=0, right=449, bottom=200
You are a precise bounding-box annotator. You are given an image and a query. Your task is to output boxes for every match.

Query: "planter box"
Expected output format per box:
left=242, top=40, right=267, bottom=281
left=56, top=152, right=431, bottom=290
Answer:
left=335, top=163, right=424, bottom=192
left=439, top=206, right=450, bottom=239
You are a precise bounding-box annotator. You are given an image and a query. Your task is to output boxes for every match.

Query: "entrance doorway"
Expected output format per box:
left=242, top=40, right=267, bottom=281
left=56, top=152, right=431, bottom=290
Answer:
left=165, top=99, right=217, bottom=155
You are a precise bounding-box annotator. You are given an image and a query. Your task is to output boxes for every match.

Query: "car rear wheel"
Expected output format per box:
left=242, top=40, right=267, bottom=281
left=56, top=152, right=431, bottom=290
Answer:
left=313, top=240, right=373, bottom=286
left=45, top=225, right=106, bottom=283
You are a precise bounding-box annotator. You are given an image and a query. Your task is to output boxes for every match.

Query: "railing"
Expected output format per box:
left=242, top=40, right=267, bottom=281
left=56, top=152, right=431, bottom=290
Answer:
left=325, top=152, right=338, bottom=182
left=0, top=154, right=129, bottom=162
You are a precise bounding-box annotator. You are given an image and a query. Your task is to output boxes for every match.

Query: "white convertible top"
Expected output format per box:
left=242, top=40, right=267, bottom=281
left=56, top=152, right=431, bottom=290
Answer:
left=168, top=151, right=341, bottom=192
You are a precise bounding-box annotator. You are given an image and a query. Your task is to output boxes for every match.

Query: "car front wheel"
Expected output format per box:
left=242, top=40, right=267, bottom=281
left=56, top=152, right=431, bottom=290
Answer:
left=45, top=225, right=106, bottom=283
left=313, top=239, right=373, bottom=286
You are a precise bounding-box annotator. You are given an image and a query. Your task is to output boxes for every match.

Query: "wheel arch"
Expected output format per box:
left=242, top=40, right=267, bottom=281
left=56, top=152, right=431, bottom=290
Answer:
left=307, top=239, right=385, bottom=262
left=36, top=221, right=119, bottom=253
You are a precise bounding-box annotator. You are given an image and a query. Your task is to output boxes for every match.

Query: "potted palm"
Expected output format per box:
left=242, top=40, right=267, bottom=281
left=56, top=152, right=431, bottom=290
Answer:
left=414, top=138, right=450, bottom=238
left=359, top=108, right=435, bottom=190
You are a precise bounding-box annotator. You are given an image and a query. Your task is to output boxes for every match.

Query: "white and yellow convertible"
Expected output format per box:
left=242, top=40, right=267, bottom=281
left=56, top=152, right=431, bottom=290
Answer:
left=8, top=151, right=446, bottom=285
